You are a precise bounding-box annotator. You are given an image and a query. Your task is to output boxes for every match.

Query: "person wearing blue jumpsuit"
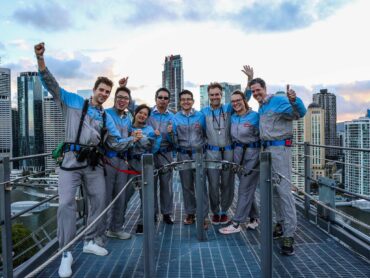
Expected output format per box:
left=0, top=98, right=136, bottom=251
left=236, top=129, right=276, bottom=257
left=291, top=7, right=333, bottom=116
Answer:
left=168, top=90, right=209, bottom=227
left=147, top=88, right=175, bottom=224
left=102, top=85, right=137, bottom=243
left=34, top=43, right=139, bottom=278
left=219, top=90, right=260, bottom=234
left=250, top=78, right=306, bottom=255
left=128, top=104, right=161, bottom=234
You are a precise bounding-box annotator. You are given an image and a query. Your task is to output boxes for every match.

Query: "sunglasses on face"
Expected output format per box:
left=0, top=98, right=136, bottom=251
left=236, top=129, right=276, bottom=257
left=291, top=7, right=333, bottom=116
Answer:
left=157, top=96, right=169, bottom=100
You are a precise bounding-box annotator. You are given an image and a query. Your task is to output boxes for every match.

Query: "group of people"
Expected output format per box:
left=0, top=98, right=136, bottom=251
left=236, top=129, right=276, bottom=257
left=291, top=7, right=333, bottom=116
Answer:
left=34, top=42, right=306, bottom=278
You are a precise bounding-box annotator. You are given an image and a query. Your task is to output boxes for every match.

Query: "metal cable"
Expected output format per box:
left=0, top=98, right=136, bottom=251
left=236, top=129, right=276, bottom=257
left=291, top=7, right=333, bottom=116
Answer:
left=25, top=174, right=141, bottom=277
left=0, top=169, right=54, bottom=186
left=274, top=171, right=370, bottom=230
left=298, top=154, right=363, bottom=169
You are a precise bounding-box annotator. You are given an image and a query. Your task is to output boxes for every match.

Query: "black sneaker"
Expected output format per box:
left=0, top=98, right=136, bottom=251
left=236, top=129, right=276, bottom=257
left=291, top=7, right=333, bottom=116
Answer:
left=163, top=214, right=174, bottom=224
left=136, top=224, right=143, bottom=234
left=281, top=237, right=295, bottom=256
left=273, top=223, right=283, bottom=239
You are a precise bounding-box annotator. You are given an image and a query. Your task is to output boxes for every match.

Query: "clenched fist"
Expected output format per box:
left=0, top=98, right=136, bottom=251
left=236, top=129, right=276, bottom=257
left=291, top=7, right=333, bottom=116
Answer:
left=34, top=42, right=45, bottom=56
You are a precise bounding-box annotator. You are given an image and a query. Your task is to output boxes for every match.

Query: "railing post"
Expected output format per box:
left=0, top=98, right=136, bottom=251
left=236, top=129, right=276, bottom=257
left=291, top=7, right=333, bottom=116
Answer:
left=260, top=151, right=272, bottom=278
left=318, top=177, right=336, bottom=222
left=304, top=142, right=311, bottom=219
left=142, top=154, right=155, bottom=278
left=195, top=147, right=207, bottom=241
left=0, top=157, right=13, bottom=278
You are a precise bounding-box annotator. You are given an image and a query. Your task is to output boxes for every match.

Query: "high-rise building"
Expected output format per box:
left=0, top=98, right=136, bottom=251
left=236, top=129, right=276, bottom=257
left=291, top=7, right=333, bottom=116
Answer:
left=292, top=117, right=305, bottom=190
left=312, top=89, right=337, bottom=159
left=43, top=96, right=65, bottom=171
left=17, top=72, right=45, bottom=169
left=12, top=108, right=19, bottom=169
left=162, top=55, right=183, bottom=112
left=0, top=68, right=12, bottom=163
left=199, top=82, right=241, bottom=109
left=344, top=116, right=370, bottom=197
left=304, top=103, right=326, bottom=180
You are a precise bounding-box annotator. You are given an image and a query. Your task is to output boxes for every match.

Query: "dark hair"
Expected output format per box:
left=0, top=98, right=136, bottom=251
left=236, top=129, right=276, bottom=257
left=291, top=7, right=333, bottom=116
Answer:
left=155, top=87, right=171, bottom=100
left=248, top=78, right=266, bottom=89
left=179, top=89, right=193, bottom=100
left=231, top=90, right=249, bottom=110
left=207, top=82, right=223, bottom=93
left=133, top=104, right=151, bottom=125
left=93, top=76, right=113, bottom=90
left=115, top=86, right=131, bottom=104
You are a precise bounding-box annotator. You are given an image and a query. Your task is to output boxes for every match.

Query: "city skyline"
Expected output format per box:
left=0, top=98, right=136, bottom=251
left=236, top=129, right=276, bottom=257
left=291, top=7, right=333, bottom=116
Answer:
left=1, top=1, right=370, bottom=121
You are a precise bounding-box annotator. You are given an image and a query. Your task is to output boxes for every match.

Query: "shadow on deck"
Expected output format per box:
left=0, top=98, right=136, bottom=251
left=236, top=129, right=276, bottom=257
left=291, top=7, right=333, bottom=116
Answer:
left=36, top=174, right=370, bottom=278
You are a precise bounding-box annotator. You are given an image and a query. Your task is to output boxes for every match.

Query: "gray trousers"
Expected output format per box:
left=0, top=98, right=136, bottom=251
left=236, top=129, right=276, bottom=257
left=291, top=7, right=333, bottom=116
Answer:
left=269, top=146, right=297, bottom=237
left=206, top=149, right=235, bottom=215
left=154, top=152, right=173, bottom=215
left=233, top=148, right=260, bottom=223
left=178, top=153, right=209, bottom=218
left=103, top=157, right=129, bottom=232
left=57, top=166, right=106, bottom=248
left=128, top=158, right=143, bottom=224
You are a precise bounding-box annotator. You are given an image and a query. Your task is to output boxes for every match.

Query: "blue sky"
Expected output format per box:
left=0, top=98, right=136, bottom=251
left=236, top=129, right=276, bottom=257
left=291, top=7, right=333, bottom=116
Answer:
left=1, top=0, right=370, bottom=121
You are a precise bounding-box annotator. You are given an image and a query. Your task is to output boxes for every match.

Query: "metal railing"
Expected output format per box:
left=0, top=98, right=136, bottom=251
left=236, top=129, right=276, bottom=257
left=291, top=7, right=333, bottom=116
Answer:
left=1, top=153, right=73, bottom=278
left=2, top=142, right=370, bottom=278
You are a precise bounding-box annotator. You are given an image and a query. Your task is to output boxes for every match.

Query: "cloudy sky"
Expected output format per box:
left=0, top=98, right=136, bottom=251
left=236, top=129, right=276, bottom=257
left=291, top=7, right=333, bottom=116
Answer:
left=1, top=0, right=370, bottom=121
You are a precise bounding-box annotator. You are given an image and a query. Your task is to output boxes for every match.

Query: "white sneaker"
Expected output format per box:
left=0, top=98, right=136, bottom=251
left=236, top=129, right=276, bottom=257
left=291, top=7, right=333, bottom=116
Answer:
left=83, top=240, right=108, bottom=256
left=106, top=230, right=131, bottom=240
left=219, top=223, right=241, bottom=234
left=58, top=251, right=73, bottom=278
left=247, top=219, right=259, bottom=230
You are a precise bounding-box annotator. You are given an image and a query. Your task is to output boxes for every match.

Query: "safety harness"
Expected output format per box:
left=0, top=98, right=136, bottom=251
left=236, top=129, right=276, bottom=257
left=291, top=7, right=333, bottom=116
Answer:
left=60, top=99, right=106, bottom=171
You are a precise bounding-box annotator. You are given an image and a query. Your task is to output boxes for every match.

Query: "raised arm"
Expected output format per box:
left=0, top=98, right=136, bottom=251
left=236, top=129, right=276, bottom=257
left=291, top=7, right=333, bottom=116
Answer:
left=242, top=65, right=254, bottom=101
left=35, top=42, right=46, bottom=71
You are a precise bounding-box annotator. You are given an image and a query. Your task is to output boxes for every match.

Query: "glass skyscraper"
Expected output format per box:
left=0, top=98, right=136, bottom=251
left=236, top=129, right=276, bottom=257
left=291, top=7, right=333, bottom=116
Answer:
left=162, top=55, right=183, bottom=112
left=17, top=72, right=45, bottom=169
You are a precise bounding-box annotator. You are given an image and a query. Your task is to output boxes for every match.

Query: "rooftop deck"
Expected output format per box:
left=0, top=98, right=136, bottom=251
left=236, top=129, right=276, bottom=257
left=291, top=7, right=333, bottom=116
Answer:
left=35, top=174, right=370, bottom=278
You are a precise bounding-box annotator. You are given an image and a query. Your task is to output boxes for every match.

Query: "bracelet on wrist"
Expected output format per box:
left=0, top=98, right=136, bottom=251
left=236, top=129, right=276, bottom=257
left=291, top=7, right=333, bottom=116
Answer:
left=36, top=55, right=44, bottom=60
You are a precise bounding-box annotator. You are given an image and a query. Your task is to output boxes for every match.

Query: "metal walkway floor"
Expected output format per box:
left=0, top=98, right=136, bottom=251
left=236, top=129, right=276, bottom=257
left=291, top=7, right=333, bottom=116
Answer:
left=36, top=175, right=370, bottom=278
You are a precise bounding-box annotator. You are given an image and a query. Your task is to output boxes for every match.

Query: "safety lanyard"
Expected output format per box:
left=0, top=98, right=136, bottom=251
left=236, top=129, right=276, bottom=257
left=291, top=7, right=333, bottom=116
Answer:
left=212, top=106, right=225, bottom=135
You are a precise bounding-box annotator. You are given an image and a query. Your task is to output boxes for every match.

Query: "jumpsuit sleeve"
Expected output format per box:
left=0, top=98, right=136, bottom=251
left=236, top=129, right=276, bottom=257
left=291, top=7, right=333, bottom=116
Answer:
left=105, top=113, right=135, bottom=152
left=148, top=130, right=162, bottom=154
left=39, top=67, right=83, bottom=107
left=280, top=97, right=307, bottom=120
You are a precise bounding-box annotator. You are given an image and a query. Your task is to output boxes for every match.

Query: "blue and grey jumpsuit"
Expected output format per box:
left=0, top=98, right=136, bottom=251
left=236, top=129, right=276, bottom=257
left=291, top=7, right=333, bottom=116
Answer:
left=259, top=94, right=306, bottom=237
left=147, top=107, right=174, bottom=216
left=231, top=109, right=260, bottom=223
left=170, top=109, right=209, bottom=218
left=103, top=108, right=134, bottom=234
left=39, top=68, right=132, bottom=248
left=201, top=104, right=234, bottom=216
left=128, top=125, right=161, bottom=225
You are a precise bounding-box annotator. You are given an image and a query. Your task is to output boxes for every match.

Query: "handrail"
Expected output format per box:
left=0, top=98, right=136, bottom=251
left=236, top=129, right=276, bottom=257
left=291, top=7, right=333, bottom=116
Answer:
left=0, top=153, right=52, bottom=164
left=292, top=170, right=370, bottom=202
left=0, top=194, right=58, bottom=226
left=294, top=142, right=370, bottom=152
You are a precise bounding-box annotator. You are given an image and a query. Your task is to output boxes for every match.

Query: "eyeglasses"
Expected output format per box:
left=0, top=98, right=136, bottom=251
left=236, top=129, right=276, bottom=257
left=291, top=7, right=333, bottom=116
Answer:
left=116, top=96, right=130, bottom=101
left=180, top=98, right=193, bottom=102
left=231, top=98, right=243, bottom=104
left=157, top=96, right=169, bottom=100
